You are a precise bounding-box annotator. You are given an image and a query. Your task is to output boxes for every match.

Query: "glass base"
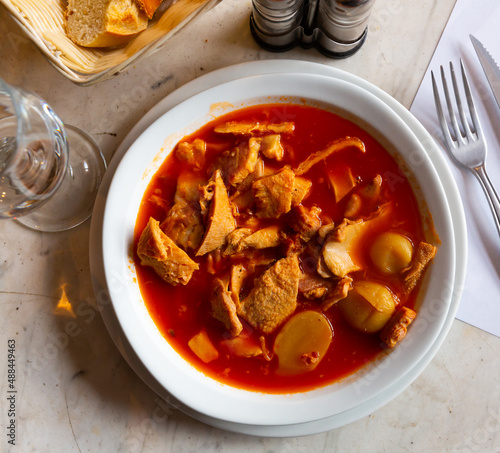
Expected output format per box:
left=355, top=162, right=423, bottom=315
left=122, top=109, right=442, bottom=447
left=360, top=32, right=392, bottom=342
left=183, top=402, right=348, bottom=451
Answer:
left=16, top=125, right=106, bottom=232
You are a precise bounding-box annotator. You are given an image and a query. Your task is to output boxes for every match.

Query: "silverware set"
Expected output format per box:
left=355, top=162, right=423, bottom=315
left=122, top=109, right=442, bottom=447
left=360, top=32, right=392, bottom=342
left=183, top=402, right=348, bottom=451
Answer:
left=432, top=35, right=500, bottom=237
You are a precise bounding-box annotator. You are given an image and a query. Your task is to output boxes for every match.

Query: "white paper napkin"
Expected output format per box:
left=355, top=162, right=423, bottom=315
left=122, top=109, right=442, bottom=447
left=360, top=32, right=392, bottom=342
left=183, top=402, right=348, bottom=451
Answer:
left=411, top=0, right=500, bottom=338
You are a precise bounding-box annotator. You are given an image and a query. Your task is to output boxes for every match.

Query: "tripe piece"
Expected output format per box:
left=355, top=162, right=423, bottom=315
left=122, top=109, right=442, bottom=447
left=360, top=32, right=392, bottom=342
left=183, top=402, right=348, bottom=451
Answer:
left=252, top=166, right=295, bottom=218
left=137, top=217, right=199, bottom=285
left=196, top=170, right=236, bottom=256
left=238, top=254, right=301, bottom=334
left=379, top=306, right=417, bottom=348
left=293, top=137, right=365, bottom=176
left=211, top=278, right=243, bottom=337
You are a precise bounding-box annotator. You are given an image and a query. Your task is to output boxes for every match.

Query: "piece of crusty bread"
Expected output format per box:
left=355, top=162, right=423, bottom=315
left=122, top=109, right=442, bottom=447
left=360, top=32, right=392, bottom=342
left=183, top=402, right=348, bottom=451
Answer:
left=66, top=0, right=149, bottom=48
left=136, top=0, right=164, bottom=18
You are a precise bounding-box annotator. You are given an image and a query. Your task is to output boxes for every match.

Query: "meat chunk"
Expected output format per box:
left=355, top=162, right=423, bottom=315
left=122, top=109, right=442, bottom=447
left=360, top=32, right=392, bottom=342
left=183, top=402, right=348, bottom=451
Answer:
left=223, top=228, right=253, bottom=256
left=230, top=189, right=254, bottom=212
left=345, top=175, right=384, bottom=218
left=137, top=217, right=199, bottom=285
left=282, top=233, right=306, bottom=257
left=215, top=140, right=260, bottom=187
left=238, top=254, right=301, bottom=334
left=321, top=276, right=353, bottom=311
left=214, top=121, right=295, bottom=135
left=291, top=176, right=312, bottom=206
left=253, top=166, right=295, bottom=218
left=403, top=242, right=437, bottom=294
left=240, top=225, right=282, bottom=250
left=379, top=306, right=417, bottom=348
left=258, top=134, right=285, bottom=161
left=175, top=139, right=206, bottom=170
left=196, top=170, right=236, bottom=256
left=289, top=205, right=322, bottom=242
left=160, top=201, right=204, bottom=250
left=211, top=278, right=243, bottom=337
left=173, top=173, right=205, bottom=206
left=299, top=273, right=333, bottom=299
left=229, top=158, right=265, bottom=211
left=305, top=241, right=334, bottom=279
left=230, top=263, right=248, bottom=307
left=317, top=222, right=336, bottom=243
left=160, top=174, right=206, bottom=250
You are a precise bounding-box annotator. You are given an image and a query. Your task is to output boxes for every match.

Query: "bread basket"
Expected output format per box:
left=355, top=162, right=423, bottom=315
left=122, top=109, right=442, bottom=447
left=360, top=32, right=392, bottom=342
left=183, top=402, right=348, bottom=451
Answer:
left=1, top=0, right=222, bottom=85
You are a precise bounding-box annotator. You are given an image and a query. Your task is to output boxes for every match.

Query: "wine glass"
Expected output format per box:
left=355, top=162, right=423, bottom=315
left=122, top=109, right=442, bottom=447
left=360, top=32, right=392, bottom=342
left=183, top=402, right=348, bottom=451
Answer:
left=0, top=77, right=106, bottom=232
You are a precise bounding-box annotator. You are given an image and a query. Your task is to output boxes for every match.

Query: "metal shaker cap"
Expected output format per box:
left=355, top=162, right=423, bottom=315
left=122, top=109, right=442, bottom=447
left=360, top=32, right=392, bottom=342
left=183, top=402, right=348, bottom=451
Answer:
left=316, top=0, right=376, bottom=44
left=252, top=0, right=305, bottom=35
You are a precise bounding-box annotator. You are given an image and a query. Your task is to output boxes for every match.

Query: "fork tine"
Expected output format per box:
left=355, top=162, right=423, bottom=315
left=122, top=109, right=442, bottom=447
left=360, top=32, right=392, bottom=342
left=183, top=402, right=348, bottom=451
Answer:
left=431, top=70, right=455, bottom=147
left=460, top=59, right=483, bottom=139
left=450, top=61, right=474, bottom=141
left=440, top=64, right=464, bottom=144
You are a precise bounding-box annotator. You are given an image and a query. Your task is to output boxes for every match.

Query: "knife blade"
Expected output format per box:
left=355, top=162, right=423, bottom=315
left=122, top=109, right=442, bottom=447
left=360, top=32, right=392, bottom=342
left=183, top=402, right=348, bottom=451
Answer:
left=470, top=34, right=500, bottom=110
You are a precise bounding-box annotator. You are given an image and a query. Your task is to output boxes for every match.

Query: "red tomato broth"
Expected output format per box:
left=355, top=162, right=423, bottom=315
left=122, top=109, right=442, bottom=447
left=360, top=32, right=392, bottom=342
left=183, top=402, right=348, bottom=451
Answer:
left=134, top=103, right=427, bottom=394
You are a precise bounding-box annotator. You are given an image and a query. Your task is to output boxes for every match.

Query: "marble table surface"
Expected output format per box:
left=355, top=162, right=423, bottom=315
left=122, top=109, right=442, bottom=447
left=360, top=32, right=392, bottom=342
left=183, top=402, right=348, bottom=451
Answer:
left=2, top=0, right=500, bottom=451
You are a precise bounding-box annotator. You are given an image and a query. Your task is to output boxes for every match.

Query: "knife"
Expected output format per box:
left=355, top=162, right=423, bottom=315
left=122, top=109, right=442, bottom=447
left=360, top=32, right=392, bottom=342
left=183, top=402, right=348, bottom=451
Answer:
left=470, top=34, right=500, bottom=110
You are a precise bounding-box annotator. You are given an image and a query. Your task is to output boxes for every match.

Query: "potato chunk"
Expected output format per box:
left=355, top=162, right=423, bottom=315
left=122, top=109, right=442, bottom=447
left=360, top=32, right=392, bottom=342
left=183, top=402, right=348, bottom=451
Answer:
left=188, top=330, right=219, bottom=363
left=370, top=232, right=413, bottom=274
left=273, top=310, right=333, bottom=375
left=338, top=281, right=396, bottom=333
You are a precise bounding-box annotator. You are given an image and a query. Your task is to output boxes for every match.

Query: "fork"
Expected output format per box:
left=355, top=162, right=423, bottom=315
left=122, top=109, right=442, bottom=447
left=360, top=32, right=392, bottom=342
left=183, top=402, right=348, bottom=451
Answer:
left=432, top=60, right=500, bottom=237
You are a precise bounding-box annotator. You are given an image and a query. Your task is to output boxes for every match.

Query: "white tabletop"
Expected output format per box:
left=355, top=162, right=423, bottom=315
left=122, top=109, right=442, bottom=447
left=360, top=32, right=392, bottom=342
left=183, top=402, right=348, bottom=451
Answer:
left=2, top=0, right=500, bottom=451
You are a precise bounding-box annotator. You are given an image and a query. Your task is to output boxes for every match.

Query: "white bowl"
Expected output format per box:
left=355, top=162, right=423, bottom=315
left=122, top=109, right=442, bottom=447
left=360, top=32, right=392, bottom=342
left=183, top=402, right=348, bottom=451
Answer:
left=101, top=72, right=455, bottom=426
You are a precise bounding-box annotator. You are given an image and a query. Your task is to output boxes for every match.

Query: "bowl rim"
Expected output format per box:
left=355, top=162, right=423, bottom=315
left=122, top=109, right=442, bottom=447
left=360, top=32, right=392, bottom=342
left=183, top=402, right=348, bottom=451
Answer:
left=101, top=72, right=456, bottom=426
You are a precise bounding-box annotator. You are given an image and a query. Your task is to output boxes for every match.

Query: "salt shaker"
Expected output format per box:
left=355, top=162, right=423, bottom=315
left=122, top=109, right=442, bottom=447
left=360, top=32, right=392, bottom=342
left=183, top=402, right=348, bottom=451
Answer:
left=250, top=0, right=306, bottom=51
left=315, top=0, right=376, bottom=57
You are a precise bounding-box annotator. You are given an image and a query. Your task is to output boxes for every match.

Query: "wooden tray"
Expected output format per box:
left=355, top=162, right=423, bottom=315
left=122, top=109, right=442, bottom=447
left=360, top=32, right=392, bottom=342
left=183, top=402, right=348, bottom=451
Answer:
left=1, top=0, right=221, bottom=85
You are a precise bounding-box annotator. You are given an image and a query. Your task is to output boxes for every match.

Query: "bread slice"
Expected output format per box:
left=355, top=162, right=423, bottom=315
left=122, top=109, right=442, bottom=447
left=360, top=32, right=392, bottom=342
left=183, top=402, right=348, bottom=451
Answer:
left=136, top=0, right=164, bottom=18
left=66, top=0, right=149, bottom=48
